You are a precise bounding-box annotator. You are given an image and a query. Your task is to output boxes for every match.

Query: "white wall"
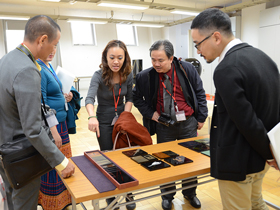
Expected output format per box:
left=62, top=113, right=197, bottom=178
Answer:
left=0, top=20, right=5, bottom=58
left=259, top=5, right=280, bottom=69
left=162, top=22, right=190, bottom=59
left=241, top=4, right=266, bottom=48
left=57, top=20, right=163, bottom=105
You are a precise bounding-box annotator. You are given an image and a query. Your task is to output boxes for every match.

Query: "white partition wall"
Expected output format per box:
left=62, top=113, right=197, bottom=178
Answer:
left=259, top=5, right=280, bottom=70
left=57, top=20, right=163, bottom=106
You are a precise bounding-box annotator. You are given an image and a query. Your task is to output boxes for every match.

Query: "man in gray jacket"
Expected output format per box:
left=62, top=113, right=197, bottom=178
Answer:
left=0, top=15, right=75, bottom=210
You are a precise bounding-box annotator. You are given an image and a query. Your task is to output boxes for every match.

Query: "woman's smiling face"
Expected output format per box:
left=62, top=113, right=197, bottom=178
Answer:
left=106, top=47, right=125, bottom=73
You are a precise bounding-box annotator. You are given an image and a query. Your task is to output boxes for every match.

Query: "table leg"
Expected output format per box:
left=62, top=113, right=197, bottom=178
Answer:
left=92, top=199, right=100, bottom=210
left=71, top=197, right=77, bottom=210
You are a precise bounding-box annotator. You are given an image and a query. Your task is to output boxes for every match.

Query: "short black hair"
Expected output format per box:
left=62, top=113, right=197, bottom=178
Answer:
left=24, top=15, right=61, bottom=43
left=191, top=8, right=233, bottom=37
left=149, top=40, right=174, bottom=59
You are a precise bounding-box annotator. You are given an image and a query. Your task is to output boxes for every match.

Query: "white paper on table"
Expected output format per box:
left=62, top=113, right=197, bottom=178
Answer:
left=56, top=66, right=76, bottom=94
left=267, top=122, right=280, bottom=169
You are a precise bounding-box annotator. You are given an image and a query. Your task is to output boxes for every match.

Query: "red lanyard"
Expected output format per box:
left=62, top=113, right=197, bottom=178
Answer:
left=161, top=65, right=177, bottom=104
left=112, top=81, right=122, bottom=116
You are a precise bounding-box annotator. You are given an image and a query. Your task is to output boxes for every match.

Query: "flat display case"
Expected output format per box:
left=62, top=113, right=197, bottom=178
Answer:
left=84, top=150, right=139, bottom=189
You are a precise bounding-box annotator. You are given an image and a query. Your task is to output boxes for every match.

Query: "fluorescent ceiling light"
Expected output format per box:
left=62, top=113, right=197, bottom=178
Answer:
left=133, top=23, right=164, bottom=28
left=97, top=1, right=148, bottom=10
left=69, top=0, right=77, bottom=4
left=40, top=0, right=61, bottom=2
left=170, top=10, right=200, bottom=16
left=67, top=19, right=108, bottom=24
left=0, top=15, right=30, bottom=20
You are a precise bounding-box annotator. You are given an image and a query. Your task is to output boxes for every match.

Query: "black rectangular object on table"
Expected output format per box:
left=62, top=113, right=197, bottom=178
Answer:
left=164, top=156, right=193, bottom=166
left=178, top=141, right=210, bottom=152
left=152, top=152, right=170, bottom=159
left=162, top=150, right=179, bottom=157
left=141, top=160, right=171, bottom=171
left=122, top=149, right=148, bottom=157
left=131, top=154, right=157, bottom=164
left=195, top=138, right=210, bottom=146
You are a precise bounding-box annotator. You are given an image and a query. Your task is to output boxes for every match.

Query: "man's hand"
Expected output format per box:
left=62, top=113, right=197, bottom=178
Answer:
left=61, top=161, right=75, bottom=178
left=152, top=111, right=160, bottom=122
left=197, top=122, right=204, bottom=130
left=267, top=159, right=279, bottom=171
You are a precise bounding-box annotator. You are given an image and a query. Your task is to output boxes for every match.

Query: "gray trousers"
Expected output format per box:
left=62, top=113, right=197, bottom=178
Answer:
left=0, top=164, right=41, bottom=210
left=156, top=116, right=198, bottom=201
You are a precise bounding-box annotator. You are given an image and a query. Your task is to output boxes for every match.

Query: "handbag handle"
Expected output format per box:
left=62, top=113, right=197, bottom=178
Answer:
left=113, top=131, right=131, bottom=151
left=41, top=94, right=49, bottom=127
left=41, top=94, right=47, bottom=114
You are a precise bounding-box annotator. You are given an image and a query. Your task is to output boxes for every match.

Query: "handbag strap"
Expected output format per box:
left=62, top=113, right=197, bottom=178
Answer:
left=113, top=131, right=131, bottom=151
left=41, top=94, right=49, bottom=127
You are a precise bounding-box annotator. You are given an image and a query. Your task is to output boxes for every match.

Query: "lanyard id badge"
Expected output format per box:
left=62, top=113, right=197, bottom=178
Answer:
left=111, top=82, right=121, bottom=125
left=175, top=106, right=186, bottom=122
left=46, top=113, right=59, bottom=128
left=111, top=115, right=119, bottom=125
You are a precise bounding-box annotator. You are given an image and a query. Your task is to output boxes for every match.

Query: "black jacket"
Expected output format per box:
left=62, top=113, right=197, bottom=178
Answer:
left=211, top=43, right=280, bottom=181
left=133, top=56, right=208, bottom=135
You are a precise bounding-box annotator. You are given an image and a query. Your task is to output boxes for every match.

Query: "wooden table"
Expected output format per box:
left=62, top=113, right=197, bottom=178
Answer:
left=58, top=135, right=213, bottom=210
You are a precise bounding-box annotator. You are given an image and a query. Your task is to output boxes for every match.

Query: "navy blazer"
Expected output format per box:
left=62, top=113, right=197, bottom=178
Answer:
left=210, top=43, right=280, bottom=181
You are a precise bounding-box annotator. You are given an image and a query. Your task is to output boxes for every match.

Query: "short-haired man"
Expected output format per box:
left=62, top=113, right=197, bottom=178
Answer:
left=0, top=15, right=75, bottom=210
left=133, top=40, right=208, bottom=210
left=191, top=8, right=280, bottom=209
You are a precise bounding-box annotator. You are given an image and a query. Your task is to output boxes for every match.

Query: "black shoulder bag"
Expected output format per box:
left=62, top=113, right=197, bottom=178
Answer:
left=0, top=98, right=55, bottom=189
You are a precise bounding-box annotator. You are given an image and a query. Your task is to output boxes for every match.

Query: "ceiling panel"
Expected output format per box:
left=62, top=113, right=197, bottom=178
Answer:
left=0, top=0, right=272, bottom=26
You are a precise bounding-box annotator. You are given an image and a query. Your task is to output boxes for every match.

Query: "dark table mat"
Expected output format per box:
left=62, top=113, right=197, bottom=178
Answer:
left=71, top=155, right=116, bottom=193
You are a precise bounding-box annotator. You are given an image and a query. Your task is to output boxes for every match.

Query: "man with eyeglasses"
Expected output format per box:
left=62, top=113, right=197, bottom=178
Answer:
left=191, top=8, right=280, bottom=209
left=133, top=40, right=208, bottom=210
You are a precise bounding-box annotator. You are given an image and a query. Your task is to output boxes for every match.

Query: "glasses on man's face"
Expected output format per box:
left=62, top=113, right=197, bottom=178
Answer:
left=194, top=33, right=214, bottom=50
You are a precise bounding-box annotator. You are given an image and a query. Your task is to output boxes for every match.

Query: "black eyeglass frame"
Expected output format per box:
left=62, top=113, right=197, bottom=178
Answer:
left=194, top=32, right=214, bottom=50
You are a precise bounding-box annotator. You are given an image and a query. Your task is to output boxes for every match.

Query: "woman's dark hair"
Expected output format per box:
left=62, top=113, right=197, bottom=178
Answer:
left=100, top=40, right=131, bottom=90
left=24, top=15, right=61, bottom=43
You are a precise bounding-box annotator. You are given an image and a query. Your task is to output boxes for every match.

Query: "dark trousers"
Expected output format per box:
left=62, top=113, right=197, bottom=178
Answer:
left=97, top=123, right=114, bottom=151
left=96, top=105, right=124, bottom=151
left=156, top=116, right=198, bottom=201
left=0, top=164, right=41, bottom=210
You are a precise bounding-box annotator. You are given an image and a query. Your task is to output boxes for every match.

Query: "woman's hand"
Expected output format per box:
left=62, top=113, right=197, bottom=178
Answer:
left=64, top=92, right=73, bottom=102
left=54, top=133, right=62, bottom=149
left=50, top=126, right=62, bottom=149
left=88, top=117, right=100, bottom=137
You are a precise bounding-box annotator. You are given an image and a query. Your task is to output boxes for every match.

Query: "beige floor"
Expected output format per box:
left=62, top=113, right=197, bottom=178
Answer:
left=41, top=106, right=280, bottom=210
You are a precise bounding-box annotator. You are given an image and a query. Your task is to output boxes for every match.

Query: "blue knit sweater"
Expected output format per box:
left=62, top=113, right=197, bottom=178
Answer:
left=39, top=61, right=67, bottom=123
